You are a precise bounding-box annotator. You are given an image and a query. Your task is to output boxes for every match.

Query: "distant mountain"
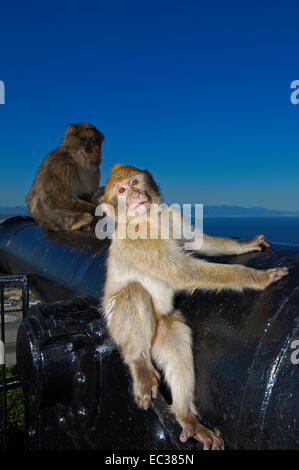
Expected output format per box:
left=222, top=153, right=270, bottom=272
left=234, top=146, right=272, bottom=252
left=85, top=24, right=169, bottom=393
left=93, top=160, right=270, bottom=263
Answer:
left=0, top=206, right=29, bottom=215
left=0, top=205, right=299, bottom=217
left=203, top=205, right=299, bottom=217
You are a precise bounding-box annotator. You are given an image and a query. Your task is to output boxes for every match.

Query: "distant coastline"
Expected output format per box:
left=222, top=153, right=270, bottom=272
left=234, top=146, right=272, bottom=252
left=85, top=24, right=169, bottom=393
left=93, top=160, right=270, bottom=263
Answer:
left=203, top=214, right=299, bottom=218
left=0, top=205, right=299, bottom=219
left=0, top=206, right=29, bottom=215
left=202, top=205, right=299, bottom=217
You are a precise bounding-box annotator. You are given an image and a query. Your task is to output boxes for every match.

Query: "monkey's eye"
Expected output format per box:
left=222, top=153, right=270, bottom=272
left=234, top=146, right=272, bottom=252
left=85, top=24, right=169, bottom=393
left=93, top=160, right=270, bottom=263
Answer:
left=119, top=187, right=126, bottom=194
left=132, top=179, right=139, bottom=186
left=83, top=136, right=97, bottom=144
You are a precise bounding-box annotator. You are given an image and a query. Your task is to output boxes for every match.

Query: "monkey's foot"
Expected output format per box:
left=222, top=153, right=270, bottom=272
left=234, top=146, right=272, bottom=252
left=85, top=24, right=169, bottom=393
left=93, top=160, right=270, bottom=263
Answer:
left=133, top=366, right=160, bottom=411
left=264, top=267, right=289, bottom=288
left=179, top=415, right=224, bottom=450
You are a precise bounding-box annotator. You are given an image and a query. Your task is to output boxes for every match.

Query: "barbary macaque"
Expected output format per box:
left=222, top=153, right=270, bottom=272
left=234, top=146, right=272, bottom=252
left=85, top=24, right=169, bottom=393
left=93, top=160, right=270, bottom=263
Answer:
left=27, top=123, right=104, bottom=231
left=100, top=163, right=289, bottom=450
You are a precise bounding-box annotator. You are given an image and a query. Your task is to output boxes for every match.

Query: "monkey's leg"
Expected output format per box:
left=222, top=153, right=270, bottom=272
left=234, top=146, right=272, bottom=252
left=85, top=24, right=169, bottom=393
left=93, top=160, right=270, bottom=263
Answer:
left=151, top=311, right=224, bottom=450
left=106, top=283, right=160, bottom=410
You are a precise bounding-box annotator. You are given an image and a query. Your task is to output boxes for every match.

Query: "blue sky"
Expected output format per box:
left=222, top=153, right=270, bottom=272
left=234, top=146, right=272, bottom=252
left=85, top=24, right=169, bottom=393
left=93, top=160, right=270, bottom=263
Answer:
left=0, top=0, right=299, bottom=210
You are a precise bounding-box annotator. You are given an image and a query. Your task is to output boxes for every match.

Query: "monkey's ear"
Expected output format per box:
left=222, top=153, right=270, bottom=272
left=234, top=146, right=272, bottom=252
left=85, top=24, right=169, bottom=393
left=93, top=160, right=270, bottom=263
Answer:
left=111, top=163, right=124, bottom=172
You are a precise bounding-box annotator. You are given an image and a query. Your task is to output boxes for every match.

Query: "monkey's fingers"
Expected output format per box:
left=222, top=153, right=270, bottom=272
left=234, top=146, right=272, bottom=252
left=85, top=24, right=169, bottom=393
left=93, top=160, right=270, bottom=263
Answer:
left=140, top=393, right=152, bottom=410
left=255, top=234, right=271, bottom=248
left=179, top=428, right=190, bottom=443
left=257, top=235, right=271, bottom=249
left=135, top=388, right=158, bottom=410
left=134, top=386, right=152, bottom=410
left=246, top=234, right=271, bottom=252
left=179, top=422, right=224, bottom=450
left=211, top=428, right=224, bottom=450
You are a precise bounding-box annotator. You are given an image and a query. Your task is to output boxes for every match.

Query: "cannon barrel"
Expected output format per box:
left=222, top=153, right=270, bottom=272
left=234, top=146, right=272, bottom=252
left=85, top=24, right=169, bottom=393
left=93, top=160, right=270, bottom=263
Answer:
left=0, top=216, right=299, bottom=450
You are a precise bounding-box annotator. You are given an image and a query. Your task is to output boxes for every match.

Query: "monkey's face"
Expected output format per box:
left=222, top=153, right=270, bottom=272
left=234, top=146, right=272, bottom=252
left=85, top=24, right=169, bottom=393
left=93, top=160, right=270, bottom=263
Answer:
left=80, top=132, right=103, bottom=166
left=102, top=164, right=161, bottom=220
left=116, top=174, right=151, bottom=217
left=63, top=123, right=104, bottom=167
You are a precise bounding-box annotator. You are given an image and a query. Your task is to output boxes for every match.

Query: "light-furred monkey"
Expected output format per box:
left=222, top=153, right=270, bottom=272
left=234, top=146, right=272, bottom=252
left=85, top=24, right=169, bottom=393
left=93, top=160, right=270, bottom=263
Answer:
left=27, top=123, right=104, bottom=231
left=100, top=163, right=289, bottom=450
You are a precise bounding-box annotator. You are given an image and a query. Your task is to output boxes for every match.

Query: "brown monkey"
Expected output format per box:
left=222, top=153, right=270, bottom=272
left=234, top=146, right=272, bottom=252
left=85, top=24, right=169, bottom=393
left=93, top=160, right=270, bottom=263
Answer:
left=27, top=123, right=104, bottom=231
left=100, top=164, right=289, bottom=450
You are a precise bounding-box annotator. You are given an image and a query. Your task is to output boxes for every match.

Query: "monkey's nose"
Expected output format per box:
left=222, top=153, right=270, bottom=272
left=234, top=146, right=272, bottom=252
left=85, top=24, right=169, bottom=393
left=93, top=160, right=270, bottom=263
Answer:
left=135, top=189, right=146, bottom=199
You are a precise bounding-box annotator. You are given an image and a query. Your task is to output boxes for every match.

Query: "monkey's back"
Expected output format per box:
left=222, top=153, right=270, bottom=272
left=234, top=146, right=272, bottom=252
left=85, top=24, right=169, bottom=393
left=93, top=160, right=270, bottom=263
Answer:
left=26, top=150, right=88, bottom=230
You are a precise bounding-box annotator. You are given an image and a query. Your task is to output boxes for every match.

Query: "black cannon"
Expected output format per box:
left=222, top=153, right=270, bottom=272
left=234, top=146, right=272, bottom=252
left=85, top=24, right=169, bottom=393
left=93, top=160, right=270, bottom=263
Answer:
left=0, top=216, right=299, bottom=450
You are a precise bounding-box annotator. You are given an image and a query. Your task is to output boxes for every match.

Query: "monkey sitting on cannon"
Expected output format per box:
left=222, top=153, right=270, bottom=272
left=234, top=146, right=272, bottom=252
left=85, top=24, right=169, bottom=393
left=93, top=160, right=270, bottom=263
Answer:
left=27, top=122, right=104, bottom=231
left=99, top=163, right=289, bottom=450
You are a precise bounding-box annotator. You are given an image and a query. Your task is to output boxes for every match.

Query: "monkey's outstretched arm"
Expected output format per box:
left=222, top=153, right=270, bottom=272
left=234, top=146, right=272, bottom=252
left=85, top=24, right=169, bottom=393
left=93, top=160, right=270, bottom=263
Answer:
left=175, top=259, right=289, bottom=292
left=136, top=251, right=289, bottom=292
left=124, top=238, right=288, bottom=292
left=168, top=209, right=270, bottom=256
left=191, top=233, right=271, bottom=256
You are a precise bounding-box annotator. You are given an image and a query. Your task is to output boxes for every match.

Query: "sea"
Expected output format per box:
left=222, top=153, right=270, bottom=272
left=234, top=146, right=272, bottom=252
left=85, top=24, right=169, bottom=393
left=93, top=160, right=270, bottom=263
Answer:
left=202, top=216, right=299, bottom=247
left=0, top=214, right=299, bottom=246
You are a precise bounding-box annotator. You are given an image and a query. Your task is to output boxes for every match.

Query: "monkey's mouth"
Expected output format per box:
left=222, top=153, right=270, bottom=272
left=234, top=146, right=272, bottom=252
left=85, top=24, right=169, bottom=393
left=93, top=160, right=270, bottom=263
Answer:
left=127, top=200, right=150, bottom=217
left=135, top=199, right=150, bottom=209
left=88, top=152, right=101, bottom=163
left=85, top=142, right=102, bottom=163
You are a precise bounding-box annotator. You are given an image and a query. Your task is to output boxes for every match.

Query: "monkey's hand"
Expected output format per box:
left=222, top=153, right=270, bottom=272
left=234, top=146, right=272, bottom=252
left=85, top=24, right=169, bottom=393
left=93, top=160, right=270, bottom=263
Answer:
left=262, top=267, right=290, bottom=288
left=179, top=415, right=224, bottom=450
left=80, top=217, right=97, bottom=232
left=91, top=187, right=105, bottom=205
left=239, top=234, right=271, bottom=254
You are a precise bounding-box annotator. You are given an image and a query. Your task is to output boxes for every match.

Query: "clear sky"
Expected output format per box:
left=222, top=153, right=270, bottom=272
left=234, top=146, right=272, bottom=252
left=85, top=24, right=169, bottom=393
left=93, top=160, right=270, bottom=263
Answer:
left=0, top=0, right=299, bottom=210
